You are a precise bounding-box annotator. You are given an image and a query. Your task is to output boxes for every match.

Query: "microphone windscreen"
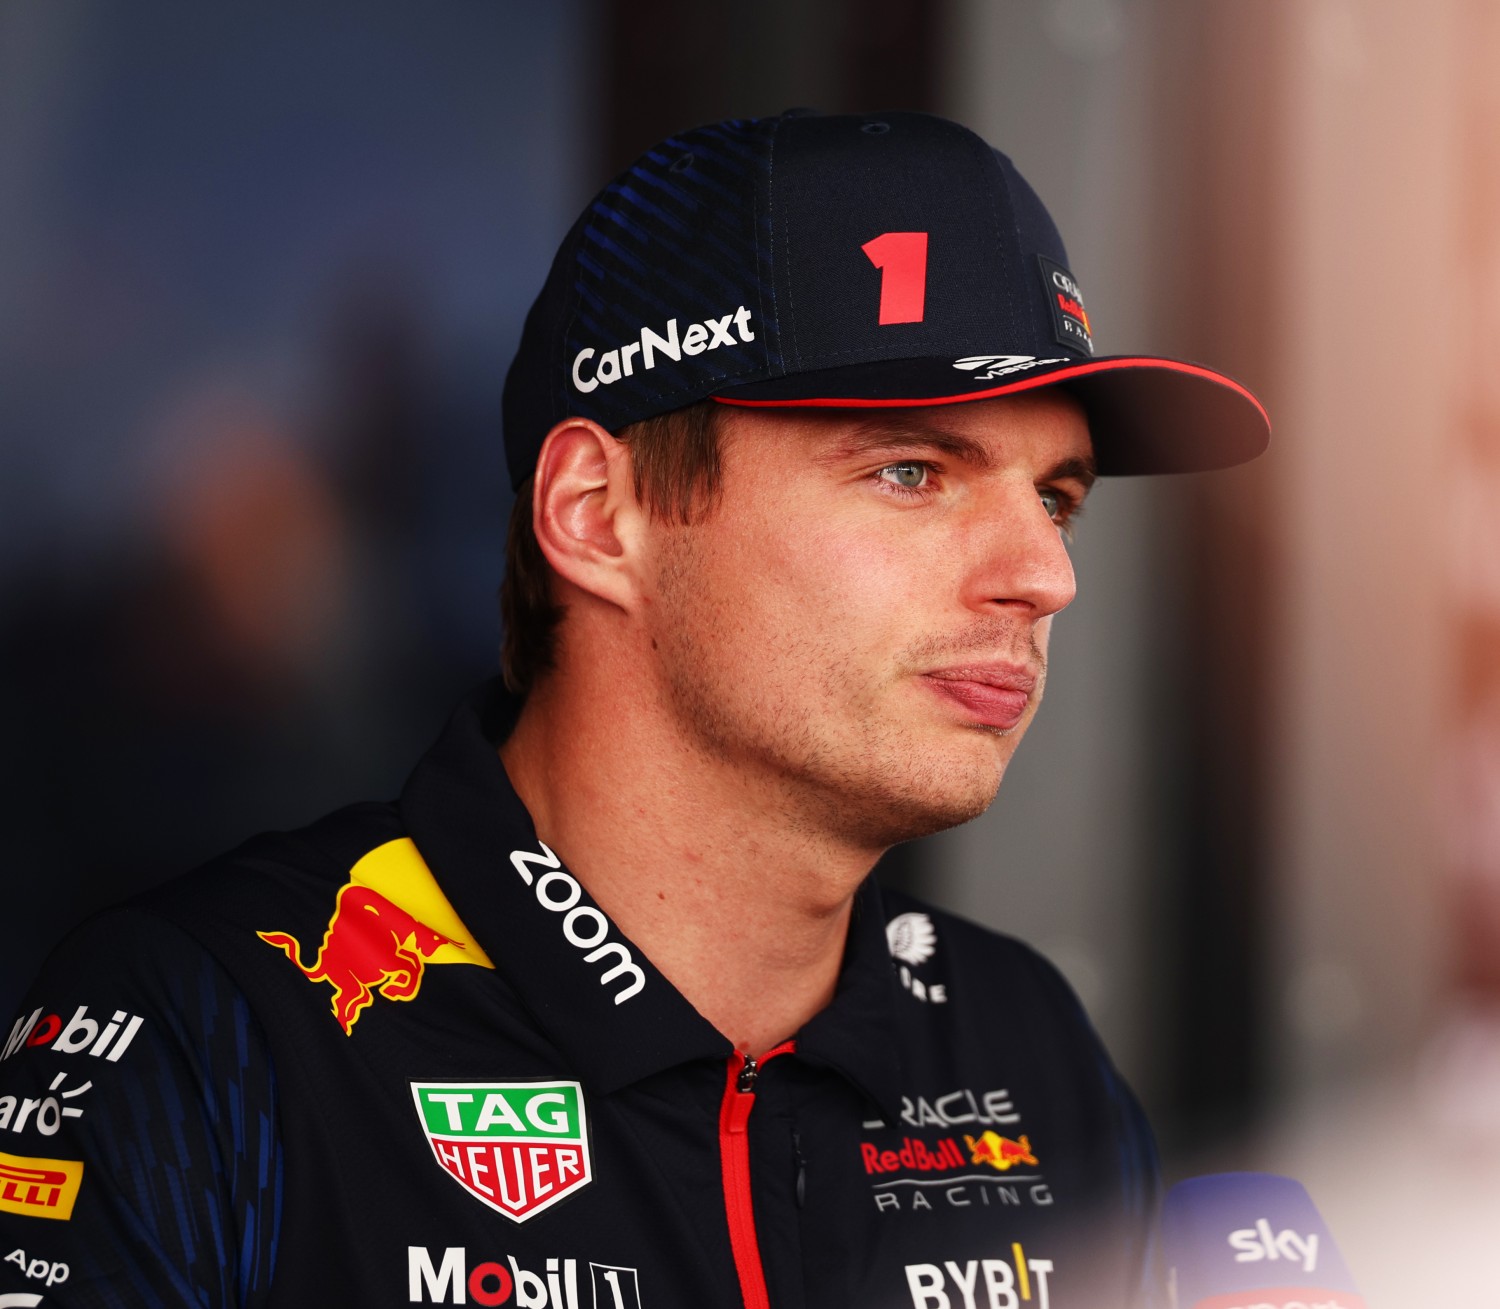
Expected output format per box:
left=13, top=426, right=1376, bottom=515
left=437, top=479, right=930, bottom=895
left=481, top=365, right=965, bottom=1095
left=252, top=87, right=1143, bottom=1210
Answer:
left=1160, top=1172, right=1364, bottom=1308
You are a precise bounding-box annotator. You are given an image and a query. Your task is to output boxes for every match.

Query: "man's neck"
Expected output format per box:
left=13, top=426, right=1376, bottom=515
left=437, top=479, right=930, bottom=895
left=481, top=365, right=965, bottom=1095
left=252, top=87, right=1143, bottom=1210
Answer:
left=498, top=674, right=879, bottom=1056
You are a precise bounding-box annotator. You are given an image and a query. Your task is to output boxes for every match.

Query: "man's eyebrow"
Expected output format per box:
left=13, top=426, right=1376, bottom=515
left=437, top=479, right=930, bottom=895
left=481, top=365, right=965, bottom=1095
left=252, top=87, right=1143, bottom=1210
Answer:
left=820, top=420, right=998, bottom=468
left=1044, top=455, right=1098, bottom=492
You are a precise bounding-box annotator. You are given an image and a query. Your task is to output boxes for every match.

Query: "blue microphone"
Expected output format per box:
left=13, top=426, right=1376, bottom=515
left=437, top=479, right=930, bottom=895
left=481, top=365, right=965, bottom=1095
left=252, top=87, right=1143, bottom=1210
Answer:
left=1159, top=1173, right=1365, bottom=1308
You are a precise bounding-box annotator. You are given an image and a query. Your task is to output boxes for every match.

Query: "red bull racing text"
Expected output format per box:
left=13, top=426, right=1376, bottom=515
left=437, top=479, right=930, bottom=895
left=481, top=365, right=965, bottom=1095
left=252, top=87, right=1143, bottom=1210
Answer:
left=864, top=1133, right=1052, bottom=1215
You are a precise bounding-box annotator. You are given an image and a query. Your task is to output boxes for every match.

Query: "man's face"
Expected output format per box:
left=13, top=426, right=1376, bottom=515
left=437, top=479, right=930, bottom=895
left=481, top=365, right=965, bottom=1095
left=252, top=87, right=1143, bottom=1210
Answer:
left=641, top=391, right=1095, bottom=850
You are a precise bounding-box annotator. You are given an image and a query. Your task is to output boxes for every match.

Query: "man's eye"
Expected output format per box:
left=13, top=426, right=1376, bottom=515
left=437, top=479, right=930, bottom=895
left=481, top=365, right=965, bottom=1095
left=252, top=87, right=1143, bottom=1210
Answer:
left=1039, top=487, right=1085, bottom=538
left=879, top=463, right=928, bottom=490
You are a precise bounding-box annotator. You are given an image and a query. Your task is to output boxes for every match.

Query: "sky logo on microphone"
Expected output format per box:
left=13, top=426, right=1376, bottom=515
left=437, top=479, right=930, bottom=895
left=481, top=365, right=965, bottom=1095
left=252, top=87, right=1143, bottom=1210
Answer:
left=1160, top=1173, right=1365, bottom=1309
left=1227, top=1220, right=1319, bottom=1274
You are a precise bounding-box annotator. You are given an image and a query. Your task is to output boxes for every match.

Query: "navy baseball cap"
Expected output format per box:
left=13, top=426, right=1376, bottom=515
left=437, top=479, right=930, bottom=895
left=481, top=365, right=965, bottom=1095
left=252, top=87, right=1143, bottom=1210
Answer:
left=502, top=109, right=1269, bottom=489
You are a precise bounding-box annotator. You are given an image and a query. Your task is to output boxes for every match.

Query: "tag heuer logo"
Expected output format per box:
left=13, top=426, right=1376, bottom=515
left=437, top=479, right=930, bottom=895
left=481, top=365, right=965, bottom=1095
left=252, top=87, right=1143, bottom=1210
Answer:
left=411, top=1081, right=591, bottom=1222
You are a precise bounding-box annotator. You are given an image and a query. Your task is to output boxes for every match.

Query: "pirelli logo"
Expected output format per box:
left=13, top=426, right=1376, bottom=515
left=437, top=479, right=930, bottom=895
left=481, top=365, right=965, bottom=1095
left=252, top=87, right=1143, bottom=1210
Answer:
left=0, top=1151, right=84, bottom=1220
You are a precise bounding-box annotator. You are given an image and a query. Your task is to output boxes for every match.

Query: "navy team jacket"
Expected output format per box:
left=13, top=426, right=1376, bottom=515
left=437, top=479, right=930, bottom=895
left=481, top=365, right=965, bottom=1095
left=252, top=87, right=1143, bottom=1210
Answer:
left=0, top=681, right=1158, bottom=1307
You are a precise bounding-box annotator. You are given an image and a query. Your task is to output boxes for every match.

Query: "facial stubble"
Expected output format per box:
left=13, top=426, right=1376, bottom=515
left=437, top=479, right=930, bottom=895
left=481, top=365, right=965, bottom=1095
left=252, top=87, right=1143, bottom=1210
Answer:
left=649, top=532, right=1050, bottom=852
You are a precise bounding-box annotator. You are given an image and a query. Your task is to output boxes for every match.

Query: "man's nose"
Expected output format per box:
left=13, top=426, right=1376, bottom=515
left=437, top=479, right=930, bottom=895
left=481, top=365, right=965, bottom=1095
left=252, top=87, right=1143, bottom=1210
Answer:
left=964, top=483, right=1078, bottom=620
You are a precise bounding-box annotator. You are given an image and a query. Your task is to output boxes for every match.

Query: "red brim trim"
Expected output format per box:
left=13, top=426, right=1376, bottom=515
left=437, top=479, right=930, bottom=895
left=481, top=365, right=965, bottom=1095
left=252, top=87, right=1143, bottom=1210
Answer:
left=712, top=356, right=1270, bottom=430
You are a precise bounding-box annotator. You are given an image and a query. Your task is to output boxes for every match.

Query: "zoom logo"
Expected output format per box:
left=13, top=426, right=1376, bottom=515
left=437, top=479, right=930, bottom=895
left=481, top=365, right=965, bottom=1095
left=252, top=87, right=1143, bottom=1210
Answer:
left=509, top=846, right=644, bottom=1005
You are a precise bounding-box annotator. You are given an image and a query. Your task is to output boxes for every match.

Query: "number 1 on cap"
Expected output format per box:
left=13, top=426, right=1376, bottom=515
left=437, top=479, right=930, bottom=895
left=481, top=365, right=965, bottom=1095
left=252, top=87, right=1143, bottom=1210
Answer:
left=862, top=231, right=929, bottom=324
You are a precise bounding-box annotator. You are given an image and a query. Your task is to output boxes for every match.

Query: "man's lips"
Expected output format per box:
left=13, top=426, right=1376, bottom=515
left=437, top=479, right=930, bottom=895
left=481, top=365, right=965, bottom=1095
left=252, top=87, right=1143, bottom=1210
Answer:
left=921, top=665, right=1038, bottom=731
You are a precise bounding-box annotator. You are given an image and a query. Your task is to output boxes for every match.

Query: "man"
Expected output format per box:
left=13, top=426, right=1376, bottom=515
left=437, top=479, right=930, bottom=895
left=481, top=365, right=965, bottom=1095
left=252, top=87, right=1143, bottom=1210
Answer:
left=0, top=111, right=1266, bottom=1307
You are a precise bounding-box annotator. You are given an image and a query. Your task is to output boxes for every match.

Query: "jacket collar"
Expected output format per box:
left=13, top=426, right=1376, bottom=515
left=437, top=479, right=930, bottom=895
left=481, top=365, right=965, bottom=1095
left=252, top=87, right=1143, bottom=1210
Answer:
left=400, top=679, right=904, bottom=1120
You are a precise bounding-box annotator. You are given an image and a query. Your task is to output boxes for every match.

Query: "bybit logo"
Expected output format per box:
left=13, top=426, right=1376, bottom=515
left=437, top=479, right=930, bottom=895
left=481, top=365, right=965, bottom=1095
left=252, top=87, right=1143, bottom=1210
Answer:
left=905, top=1245, right=1054, bottom=1308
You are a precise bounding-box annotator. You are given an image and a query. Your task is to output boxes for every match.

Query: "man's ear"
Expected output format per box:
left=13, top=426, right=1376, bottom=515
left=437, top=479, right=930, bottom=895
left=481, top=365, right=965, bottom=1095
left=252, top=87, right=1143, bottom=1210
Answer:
left=530, top=418, right=646, bottom=612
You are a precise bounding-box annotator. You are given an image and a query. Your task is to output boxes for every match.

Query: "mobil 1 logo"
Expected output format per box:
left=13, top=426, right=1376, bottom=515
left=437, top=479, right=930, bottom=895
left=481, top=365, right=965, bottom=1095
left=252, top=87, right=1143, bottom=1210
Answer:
left=409, top=1247, right=642, bottom=1307
left=3, top=1006, right=143, bottom=1065
left=412, top=1082, right=591, bottom=1222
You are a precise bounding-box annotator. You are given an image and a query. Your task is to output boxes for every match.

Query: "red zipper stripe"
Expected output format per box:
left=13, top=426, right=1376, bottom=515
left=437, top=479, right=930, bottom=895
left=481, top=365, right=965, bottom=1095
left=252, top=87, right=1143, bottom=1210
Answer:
left=719, top=1041, right=795, bottom=1309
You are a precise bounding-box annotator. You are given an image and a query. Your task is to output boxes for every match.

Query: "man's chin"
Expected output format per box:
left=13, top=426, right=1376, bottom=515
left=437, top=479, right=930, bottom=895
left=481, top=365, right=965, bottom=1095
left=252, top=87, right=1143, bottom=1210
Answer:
left=836, top=753, right=1008, bottom=849
left=892, top=788, right=997, bottom=844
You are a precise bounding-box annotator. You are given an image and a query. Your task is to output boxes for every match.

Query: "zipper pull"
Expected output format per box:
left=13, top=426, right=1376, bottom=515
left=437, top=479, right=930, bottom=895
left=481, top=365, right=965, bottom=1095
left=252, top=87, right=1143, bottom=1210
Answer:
left=736, top=1053, right=759, bottom=1094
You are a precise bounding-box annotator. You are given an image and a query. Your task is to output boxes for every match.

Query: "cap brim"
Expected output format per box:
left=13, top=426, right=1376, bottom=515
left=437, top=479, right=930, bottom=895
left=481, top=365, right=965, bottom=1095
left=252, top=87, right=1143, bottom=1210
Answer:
left=713, top=355, right=1269, bottom=475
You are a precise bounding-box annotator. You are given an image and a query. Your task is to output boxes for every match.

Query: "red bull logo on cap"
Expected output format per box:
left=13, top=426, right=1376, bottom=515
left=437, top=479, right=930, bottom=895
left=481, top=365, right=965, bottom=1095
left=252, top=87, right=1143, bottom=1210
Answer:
left=965, top=1131, right=1039, bottom=1172
left=257, top=837, right=493, bottom=1035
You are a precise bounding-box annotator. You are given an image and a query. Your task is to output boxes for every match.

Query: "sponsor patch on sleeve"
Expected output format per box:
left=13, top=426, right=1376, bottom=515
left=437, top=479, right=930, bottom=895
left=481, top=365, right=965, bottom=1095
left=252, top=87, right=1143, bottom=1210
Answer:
left=0, top=1151, right=84, bottom=1221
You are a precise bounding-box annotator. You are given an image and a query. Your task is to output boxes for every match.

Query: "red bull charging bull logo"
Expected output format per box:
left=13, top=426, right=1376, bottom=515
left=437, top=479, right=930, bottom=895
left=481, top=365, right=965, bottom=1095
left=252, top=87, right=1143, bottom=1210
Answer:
left=965, top=1131, right=1039, bottom=1172
left=257, top=837, right=493, bottom=1035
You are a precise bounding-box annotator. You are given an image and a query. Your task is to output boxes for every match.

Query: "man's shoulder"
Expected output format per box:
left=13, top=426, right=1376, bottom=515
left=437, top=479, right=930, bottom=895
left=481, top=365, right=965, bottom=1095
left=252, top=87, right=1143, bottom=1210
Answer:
left=11, top=798, right=456, bottom=1071
left=131, top=798, right=410, bottom=932
left=15, top=800, right=418, bottom=1013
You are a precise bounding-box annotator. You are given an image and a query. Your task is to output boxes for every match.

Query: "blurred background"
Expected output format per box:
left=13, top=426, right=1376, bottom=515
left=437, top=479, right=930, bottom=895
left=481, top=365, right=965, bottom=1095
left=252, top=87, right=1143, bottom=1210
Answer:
left=3, top=0, right=1496, bottom=1297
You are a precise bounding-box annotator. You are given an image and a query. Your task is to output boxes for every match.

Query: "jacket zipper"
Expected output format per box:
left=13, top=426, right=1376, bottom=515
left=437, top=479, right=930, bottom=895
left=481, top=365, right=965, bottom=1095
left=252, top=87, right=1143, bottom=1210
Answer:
left=719, top=1040, right=796, bottom=1309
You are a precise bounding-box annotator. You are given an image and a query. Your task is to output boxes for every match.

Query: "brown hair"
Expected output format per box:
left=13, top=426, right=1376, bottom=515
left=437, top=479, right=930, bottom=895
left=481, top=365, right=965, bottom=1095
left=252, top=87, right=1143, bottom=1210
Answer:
left=500, top=401, right=725, bottom=695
